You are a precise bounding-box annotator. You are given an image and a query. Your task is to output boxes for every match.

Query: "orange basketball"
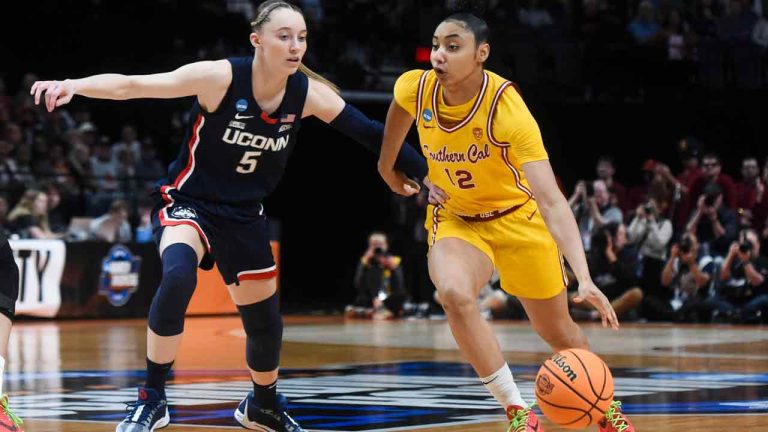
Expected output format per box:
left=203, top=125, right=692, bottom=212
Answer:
left=534, top=349, right=614, bottom=429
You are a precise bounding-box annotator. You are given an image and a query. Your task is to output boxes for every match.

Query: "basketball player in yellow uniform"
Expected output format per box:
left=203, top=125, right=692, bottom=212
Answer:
left=378, top=12, right=634, bottom=432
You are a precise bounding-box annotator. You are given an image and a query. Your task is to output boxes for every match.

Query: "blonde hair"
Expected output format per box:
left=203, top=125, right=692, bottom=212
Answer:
left=8, top=189, right=50, bottom=232
left=251, top=0, right=339, bottom=94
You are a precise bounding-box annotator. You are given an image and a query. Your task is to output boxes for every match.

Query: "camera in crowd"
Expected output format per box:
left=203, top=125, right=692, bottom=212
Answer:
left=373, top=247, right=385, bottom=257
left=584, top=181, right=594, bottom=197
left=679, top=236, right=693, bottom=254
left=739, top=241, right=753, bottom=254
left=702, top=183, right=722, bottom=208
left=703, top=193, right=717, bottom=207
left=643, top=201, right=655, bottom=215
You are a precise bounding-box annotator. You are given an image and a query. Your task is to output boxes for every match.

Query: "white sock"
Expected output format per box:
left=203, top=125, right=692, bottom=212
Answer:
left=481, top=363, right=526, bottom=409
left=0, top=355, right=5, bottom=395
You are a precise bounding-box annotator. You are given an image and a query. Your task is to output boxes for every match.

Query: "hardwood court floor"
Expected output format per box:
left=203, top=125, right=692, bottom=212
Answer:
left=8, top=316, right=768, bottom=431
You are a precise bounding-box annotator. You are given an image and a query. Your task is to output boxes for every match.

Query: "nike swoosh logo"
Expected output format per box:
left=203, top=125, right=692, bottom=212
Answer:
left=235, top=114, right=254, bottom=119
left=526, top=208, right=538, bottom=220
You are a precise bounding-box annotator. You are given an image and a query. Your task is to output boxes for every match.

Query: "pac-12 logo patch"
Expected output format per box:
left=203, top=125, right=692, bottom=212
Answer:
left=236, top=99, right=248, bottom=112
left=422, top=108, right=433, bottom=123
left=171, top=206, right=197, bottom=219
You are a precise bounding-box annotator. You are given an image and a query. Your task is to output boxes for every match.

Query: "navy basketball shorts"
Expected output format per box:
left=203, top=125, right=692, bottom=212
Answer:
left=151, top=199, right=277, bottom=285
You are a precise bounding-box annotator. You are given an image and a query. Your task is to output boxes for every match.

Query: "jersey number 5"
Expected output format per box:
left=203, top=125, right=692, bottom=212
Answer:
left=237, top=151, right=262, bottom=174
left=444, top=169, right=475, bottom=189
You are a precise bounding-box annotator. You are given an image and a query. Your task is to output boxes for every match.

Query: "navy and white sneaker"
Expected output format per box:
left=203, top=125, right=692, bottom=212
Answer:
left=116, top=387, right=170, bottom=432
left=234, top=392, right=303, bottom=432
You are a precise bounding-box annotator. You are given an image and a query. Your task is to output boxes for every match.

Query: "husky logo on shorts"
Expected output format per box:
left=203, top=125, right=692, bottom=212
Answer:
left=98, top=245, right=141, bottom=307
left=171, top=206, right=197, bottom=220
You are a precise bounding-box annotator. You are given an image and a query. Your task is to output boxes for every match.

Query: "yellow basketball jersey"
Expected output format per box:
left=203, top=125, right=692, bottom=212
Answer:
left=394, top=69, right=549, bottom=216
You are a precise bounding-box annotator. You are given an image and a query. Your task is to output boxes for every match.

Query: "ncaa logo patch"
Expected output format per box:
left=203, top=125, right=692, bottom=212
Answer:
left=171, top=206, right=197, bottom=219
left=236, top=99, right=248, bottom=112
left=422, top=108, right=433, bottom=123
left=98, top=245, right=141, bottom=307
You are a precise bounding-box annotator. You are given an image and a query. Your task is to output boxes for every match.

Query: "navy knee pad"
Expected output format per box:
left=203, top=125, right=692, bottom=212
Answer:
left=0, top=238, right=18, bottom=321
left=148, top=243, right=198, bottom=336
left=237, top=292, right=283, bottom=372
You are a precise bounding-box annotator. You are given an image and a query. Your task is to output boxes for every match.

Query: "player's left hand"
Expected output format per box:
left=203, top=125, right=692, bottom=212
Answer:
left=380, top=168, right=420, bottom=197
left=572, top=280, right=620, bottom=330
left=423, top=176, right=449, bottom=205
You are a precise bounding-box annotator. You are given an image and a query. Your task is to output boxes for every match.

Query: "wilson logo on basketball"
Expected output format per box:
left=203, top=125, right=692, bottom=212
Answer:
left=536, top=374, right=554, bottom=396
left=550, top=353, right=578, bottom=382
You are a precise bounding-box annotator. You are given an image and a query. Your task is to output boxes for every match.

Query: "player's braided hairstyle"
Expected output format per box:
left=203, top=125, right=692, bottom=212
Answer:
left=251, top=1, right=339, bottom=93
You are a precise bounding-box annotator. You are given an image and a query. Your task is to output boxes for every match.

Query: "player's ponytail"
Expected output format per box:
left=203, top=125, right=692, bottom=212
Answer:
left=251, top=1, right=340, bottom=94
left=298, top=64, right=340, bottom=94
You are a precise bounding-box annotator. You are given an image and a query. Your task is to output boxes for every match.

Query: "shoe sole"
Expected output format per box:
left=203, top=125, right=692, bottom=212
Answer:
left=153, top=410, right=170, bottom=431
left=234, top=408, right=275, bottom=432
left=115, top=409, right=170, bottom=432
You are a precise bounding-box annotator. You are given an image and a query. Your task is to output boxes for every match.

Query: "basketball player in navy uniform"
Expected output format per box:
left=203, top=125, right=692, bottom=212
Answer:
left=0, top=231, right=23, bottom=431
left=32, top=2, right=427, bottom=431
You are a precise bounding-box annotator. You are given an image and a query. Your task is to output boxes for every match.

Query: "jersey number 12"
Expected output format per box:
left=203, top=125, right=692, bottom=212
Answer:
left=444, top=168, right=475, bottom=189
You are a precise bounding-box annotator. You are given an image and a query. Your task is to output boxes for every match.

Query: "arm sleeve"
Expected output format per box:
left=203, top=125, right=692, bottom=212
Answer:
left=329, top=103, right=427, bottom=179
left=492, top=88, right=549, bottom=164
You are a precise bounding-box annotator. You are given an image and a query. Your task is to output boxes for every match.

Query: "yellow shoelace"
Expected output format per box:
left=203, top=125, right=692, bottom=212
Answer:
left=507, top=404, right=535, bottom=432
left=605, top=401, right=629, bottom=432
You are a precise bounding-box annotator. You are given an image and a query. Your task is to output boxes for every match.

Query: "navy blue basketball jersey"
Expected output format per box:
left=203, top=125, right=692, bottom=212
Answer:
left=156, top=57, right=308, bottom=212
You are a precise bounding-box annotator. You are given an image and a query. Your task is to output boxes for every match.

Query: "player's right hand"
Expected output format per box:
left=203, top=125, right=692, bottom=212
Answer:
left=30, top=80, right=75, bottom=112
left=572, top=280, right=620, bottom=330
left=380, top=168, right=420, bottom=197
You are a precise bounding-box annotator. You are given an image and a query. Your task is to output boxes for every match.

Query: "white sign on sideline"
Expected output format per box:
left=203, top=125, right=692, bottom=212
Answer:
left=9, top=239, right=66, bottom=318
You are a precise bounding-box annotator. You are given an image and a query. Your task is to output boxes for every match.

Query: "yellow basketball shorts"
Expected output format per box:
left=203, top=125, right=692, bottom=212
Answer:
left=425, top=199, right=568, bottom=299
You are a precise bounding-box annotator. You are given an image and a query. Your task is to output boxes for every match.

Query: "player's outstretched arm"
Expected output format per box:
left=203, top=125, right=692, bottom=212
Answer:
left=523, top=159, right=620, bottom=330
left=303, top=78, right=427, bottom=184
left=30, top=60, right=230, bottom=112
